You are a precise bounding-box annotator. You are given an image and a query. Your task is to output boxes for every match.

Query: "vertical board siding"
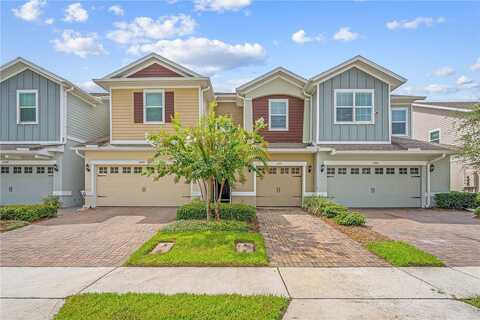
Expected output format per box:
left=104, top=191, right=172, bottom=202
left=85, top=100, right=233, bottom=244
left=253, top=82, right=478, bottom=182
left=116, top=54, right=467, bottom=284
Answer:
left=0, top=69, right=60, bottom=142
left=67, top=93, right=109, bottom=142
left=316, top=67, right=389, bottom=142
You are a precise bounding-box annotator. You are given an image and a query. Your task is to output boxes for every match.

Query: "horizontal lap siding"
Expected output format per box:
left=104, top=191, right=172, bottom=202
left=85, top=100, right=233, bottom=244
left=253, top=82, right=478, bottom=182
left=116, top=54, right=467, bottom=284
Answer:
left=216, top=101, right=243, bottom=126
left=68, top=93, right=108, bottom=141
left=111, top=88, right=199, bottom=141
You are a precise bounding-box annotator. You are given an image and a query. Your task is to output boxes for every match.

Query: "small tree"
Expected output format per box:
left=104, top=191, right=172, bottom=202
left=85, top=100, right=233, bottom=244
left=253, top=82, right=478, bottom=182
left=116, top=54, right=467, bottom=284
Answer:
left=457, top=104, right=480, bottom=170
left=147, top=102, right=268, bottom=220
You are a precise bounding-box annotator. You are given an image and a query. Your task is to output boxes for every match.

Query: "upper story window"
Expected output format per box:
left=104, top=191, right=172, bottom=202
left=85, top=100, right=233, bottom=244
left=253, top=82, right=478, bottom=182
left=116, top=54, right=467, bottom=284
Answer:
left=334, top=89, right=374, bottom=124
left=144, top=90, right=165, bottom=124
left=391, top=107, right=408, bottom=136
left=268, top=99, right=288, bottom=131
left=429, top=129, right=440, bottom=144
left=17, top=90, right=38, bottom=124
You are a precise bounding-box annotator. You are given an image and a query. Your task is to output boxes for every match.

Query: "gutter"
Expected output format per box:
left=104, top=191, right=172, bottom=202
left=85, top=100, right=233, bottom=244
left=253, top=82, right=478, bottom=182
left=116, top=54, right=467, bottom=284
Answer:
left=426, top=153, right=446, bottom=208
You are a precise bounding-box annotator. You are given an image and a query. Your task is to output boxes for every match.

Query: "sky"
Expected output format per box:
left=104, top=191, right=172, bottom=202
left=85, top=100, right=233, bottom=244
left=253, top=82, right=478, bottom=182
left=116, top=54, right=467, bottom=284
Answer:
left=1, top=0, right=479, bottom=100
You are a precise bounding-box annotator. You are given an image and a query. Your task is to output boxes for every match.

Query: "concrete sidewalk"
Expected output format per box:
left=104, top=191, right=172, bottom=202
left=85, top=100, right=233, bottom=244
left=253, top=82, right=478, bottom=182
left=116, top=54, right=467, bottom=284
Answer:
left=1, top=266, right=479, bottom=319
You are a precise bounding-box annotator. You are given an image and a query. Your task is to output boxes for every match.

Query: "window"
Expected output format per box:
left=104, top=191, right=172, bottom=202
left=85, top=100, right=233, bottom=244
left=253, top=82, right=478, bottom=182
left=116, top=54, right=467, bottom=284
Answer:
left=291, top=167, right=301, bottom=176
left=47, top=167, right=54, bottom=175
left=350, top=168, right=360, bottom=175
left=268, top=99, right=288, bottom=130
left=122, top=167, right=132, bottom=174
left=110, top=167, right=119, bottom=174
left=134, top=167, right=142, bottom=174
left=335, top=90, right=374, bottom=124
left=14, top=167, right=22, bottom=174
left=429, top=129, right=440, bottom=144
left=327, top=167, right=335, bottom=176
left=362, top=168, right=371, bottom=175
left=36, top=167, right=45, bottom=174
left=17, top=90, right=38, bottom=124
left=280, top=167, right=289, bottom=174
left=410, top=167, right=420, bottom=176
left=338, top=168, right=347, bottom=175
left=98, top=167, right=108, bottom=174
left=23, top=167, right=33, bottom=174
left=392, top=107, right=408, bottom=136
left=268, top=167, right=277, bottom=175
left=144, top=90, right=164, bottom=123
left=375, top=168, right=384, bottom=175
left=1, top=166, right=9, bottom=174
left=399, top=168, right=408, bottom=175
left=386, top=168, right=395, bottom=175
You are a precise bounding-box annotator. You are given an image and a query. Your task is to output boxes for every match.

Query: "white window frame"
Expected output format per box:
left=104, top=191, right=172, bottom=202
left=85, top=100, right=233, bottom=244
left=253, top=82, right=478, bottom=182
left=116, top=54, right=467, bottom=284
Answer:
left=17, top=89, right=39, bottom=125
left=268, top=98, right=289, bottom=131
left=143, top=89, right=165, bottom=124
left=391, top=107, right=408, bottom=136
left=429, top=128, right=441, bottom=144
left=334, top=89, right=375, bottom=125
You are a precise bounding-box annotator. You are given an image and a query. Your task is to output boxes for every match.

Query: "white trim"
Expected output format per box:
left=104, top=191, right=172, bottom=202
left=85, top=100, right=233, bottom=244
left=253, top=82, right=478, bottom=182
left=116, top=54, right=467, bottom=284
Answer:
left=89, top=159, right=150, bottom=165
left=231, top=191, right=256, bottom=196
left=123, top=60, right=190, bottom=78
left=108, top=85, right=202, bottom=90
left=236, top=67, right=307, bottom=92
left=0, top=140, right=63, bottom=145
left=268, top=98, right=289, bottom=131
left=241, top=75, right=305, bottom=96
left=143, top=89, right=165, bottom=124
left=52, top=190, right=72, bottom=196
left=267, top=148, right=316, bottom=153
left=316, top=83, right=320, bottom=143
left=388, top=84, right=391, bottom=143
left=304, top=192, right=328, bottom=197
left=16, top=90, right=39, bottom=124
left=60, top=87, right=66, bottom=143
left=332, top=150, right=451, bottom=155
left=109, top=88, right=113, bottom=144
left=317, top=140, right=391, bottom=144
left=412, top=103, right=475, bottom=113
left=334, top=89, right=375, bottom=125
left=110, top=140, right=151, bottom=145
left=0, top=160, right=57, bottom=165
left=391, top=106, right=409, bottom=137
left=428, top=128, right=441, bottom=144
left=324, top=160, right=428, bottom=166
left=67, top=136, right=87, bottom=143
left=199, top=87, right=203, bottom=117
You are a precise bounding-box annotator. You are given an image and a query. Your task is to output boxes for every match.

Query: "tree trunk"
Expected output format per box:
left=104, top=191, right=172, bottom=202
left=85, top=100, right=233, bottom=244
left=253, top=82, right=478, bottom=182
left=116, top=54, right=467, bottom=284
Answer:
left=215, top=179, right=225, bottom=221
left=205, top=179, right=211, bottom=221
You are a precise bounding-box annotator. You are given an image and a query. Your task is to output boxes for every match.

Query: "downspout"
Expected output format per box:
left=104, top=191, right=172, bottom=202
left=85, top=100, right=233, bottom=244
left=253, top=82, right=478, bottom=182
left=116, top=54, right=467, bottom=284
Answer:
left=426, top=153, right=446, bottom=208
left=74, top=148, right=85, bottom=159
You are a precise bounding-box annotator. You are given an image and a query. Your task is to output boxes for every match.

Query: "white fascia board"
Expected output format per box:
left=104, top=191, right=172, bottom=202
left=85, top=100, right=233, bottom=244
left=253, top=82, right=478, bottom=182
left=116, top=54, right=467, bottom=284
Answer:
left=236, top=67, right=307, bottom=92
left=317, top=141, right=391, bottom=144
left=331, top=150, right=452, bottom=155
left=0, top=159, right=57, bottom=165
left=412, top=103, right=474, bottom=113
left=324, top=160, right=428, bottom=166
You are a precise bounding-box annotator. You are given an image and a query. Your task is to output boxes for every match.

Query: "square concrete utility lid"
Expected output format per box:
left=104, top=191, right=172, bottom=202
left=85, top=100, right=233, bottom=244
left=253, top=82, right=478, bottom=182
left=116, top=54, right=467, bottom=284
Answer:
left=150, top=242, right=175, bottom=254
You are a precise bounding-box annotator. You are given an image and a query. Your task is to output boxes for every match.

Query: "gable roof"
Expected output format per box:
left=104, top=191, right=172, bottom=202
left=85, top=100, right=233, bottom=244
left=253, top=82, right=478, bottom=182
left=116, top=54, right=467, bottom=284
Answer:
left=308, top=55, right=407, bottom=90
left=236, top=67, right=307, bottom=93
left=412, top=101, right=479, bottom=112
left=0, top=57, right=101, bottom=106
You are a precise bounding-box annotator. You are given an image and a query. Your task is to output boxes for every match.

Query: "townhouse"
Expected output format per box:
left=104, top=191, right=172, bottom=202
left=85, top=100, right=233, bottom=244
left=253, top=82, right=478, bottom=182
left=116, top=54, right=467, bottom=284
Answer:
left=0, top=58, right=108, bottom=207
left=77, top=53, right=454, bottom=209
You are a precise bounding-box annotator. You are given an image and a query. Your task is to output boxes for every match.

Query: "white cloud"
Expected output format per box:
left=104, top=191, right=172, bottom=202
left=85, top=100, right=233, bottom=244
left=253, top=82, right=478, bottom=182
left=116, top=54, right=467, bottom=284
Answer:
left=456, top=75, right=473, bottom=86
left=78, top=80, right=103, bottom=92
left=44, top=18, right=54, bottom=25
left=386, top=16, right=445, bottom=30
left=12, top=0, right=45, bottom=21
left=194, top=0, right=251, bottom=12
left=107, top=15, right=196, bottom=44
left=433, top=66, right=455, bottom=77
left=333, top=27, right=359, bottom=42
left=424, top=84, right=458, bottom=94
left=108, top=5, right=124, bottom=16
left=126, top=37, right=266, bottom=75
left=52, top=30, right=107, bottom=58
left=291, top=29, right=324, bottom=44
left=471, top=57, right=480, bottom=71
left=64, top=3, right=88, bottom=22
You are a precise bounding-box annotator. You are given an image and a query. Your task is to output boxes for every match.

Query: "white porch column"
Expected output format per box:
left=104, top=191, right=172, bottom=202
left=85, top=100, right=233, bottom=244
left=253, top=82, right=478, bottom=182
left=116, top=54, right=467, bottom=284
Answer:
left=243, top=98, right=253, bottom=131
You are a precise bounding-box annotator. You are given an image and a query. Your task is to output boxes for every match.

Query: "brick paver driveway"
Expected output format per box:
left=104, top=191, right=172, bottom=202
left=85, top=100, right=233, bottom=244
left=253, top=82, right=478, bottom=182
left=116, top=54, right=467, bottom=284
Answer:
left=0, top=207, right=175, bottom=267
left=358, top=208, right=480, bottom=266
left=258, top=208, right=387, bottom=267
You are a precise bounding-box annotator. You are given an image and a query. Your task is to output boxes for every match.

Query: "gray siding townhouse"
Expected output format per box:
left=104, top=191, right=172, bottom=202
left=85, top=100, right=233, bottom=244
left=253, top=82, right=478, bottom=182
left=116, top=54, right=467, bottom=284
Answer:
left=412, top=101, right=480, bottom=192
left=0, top=57, right=109, bottom=207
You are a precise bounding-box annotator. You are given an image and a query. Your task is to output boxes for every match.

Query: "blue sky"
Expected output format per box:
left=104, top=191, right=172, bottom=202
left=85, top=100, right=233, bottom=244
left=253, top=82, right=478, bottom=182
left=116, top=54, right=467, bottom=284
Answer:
left=2, top=0, right=479, bottom=100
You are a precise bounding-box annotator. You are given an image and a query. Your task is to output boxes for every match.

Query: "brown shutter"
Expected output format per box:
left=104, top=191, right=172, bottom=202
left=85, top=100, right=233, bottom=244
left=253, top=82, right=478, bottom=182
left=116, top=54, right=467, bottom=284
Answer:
left=165, top=91, right=174, bottom=123
left=133, top=92, right=143, bottom=123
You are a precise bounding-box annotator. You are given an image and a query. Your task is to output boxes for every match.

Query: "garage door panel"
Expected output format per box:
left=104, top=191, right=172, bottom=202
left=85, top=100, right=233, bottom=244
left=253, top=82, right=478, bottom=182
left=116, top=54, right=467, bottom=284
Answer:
left=1, top=166, right=54, bottom=205
left=96, top=166, right=190, bottom=206
left=256, top=166, right=301, bottom=207
left=327, top=166, right=421, bottom=208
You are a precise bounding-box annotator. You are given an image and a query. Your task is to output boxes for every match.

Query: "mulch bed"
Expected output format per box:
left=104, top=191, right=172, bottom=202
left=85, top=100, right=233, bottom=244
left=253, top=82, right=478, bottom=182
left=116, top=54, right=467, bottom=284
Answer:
left=320, top=216, right=389, bottom=245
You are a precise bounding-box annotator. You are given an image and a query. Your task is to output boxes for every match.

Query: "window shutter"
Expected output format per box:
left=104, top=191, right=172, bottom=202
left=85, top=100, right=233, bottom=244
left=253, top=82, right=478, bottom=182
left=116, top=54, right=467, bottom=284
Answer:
left=133, top=92, right=143, bottom=123
left=165, top=91, right=174, bottom=123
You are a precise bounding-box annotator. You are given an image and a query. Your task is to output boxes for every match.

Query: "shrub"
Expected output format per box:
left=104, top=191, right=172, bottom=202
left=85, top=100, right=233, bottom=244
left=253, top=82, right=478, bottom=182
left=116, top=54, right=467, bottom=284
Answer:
left=434, top=192, right=479, bottom=209
left=42, top=196, right=61, bottom=209
left=0, top=204, right=58, bottom=222
left=303, top=196, right=333, bottom=216
left=176, top=201, right=256, bottom=222
left=334, top=212, right=366, bottom=226
left=323, top=204, right=348, bottom=218
left=475, top=207, right=480, bottom=217
left=164, top=220, right=250, bottom=232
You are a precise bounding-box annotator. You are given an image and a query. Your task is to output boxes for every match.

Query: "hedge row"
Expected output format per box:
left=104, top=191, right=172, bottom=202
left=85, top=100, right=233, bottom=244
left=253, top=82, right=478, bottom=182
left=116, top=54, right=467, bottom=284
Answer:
left=177, top=201, right=256, bottom=222
left=303, top=196, right=366, bottom=226
left=0, top=196, right=60, bottom=222
left=434, top=192, right=479, bottom=209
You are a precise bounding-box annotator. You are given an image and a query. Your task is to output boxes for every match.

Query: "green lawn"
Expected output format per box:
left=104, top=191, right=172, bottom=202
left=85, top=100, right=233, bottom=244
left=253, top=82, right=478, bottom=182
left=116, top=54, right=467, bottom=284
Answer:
left=126, top=230, right=268, bottom=266
left=365, top=240, right=445, bottom=267
left=54, top=293, right=289, bottom=320
left=0, top=220, right=29, bottom=233
left=462, top=296, right=480, bottom=309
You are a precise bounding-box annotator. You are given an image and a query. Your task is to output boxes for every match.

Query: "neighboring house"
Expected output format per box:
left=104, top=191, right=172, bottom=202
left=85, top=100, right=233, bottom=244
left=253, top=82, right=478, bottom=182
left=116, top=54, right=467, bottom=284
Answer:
left=77, top=53, right=454, bottom=209
left=0, top=58, right=109, bottom=207
left=412, top=101, right=480, bottom=192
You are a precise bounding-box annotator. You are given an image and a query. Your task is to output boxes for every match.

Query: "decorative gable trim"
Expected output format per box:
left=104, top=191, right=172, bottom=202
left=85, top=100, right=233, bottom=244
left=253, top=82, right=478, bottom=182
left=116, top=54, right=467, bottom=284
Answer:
left=237, top=67, right=307, bottom=93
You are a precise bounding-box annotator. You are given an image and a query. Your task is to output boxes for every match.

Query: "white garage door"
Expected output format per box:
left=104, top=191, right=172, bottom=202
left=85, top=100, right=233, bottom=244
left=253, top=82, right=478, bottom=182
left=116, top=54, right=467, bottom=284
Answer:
left=327, top=166, right=422, bottom=208
left=256, top=166, right=302, bottom=207
left=95, top=166, right=191, bottom=206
